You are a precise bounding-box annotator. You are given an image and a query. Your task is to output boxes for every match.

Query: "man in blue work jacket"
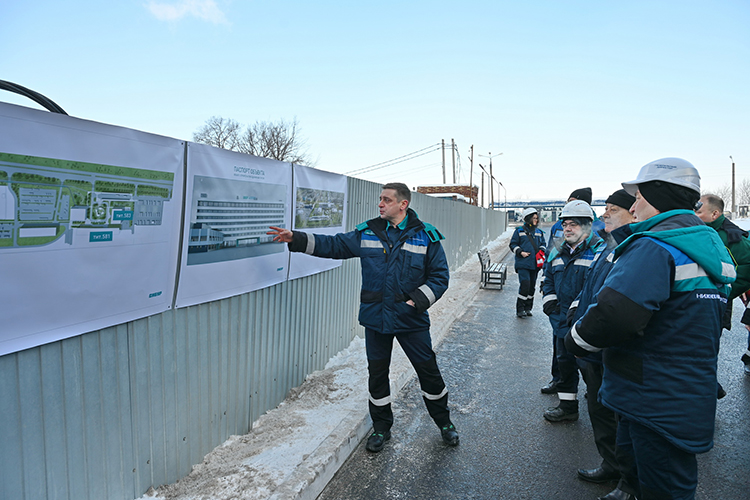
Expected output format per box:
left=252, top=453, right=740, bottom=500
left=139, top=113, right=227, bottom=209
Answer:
left=542, top=200, right=606, bottom=422
left=565, top=158, right=736, bottom=499
left=268, top=182, right=458, bottom=453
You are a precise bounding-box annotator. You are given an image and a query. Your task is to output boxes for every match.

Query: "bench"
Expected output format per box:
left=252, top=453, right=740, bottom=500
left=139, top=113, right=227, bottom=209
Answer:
left=478, top=248, right=507, bottom=289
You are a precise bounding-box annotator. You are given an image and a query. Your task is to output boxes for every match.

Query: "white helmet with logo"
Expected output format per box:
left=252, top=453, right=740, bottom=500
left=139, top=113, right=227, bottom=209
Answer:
left=621, top=157, right=700, bottom=196
left=559, top=200, right=594, bottom=220
left=521, top=207, right=538, bottom=220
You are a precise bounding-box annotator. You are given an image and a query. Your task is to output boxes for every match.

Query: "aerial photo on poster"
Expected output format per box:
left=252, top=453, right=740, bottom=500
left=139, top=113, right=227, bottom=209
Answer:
left=0, top=152, right=173, bottom=249
left=295, top=187, right=344, bottom=229
left=287, top=164, right=348, bottom=281
left=0, top=102, right=184, bottom=356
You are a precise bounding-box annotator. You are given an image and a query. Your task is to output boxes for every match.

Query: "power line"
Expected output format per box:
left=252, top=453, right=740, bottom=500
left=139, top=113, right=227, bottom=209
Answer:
left=345, top=143, right=441, bottom=175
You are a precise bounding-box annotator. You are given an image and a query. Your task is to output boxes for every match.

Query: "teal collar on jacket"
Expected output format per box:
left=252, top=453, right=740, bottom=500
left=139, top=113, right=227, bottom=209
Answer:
left=615, top=210, right=736, bottom=285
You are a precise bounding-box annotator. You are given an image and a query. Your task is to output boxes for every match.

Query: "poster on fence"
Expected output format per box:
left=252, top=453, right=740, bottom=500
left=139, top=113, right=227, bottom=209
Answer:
left=174, top=143, right=293, bottom=307
left=0, top=102, right=184, bottom=356
left=287, top=164, right=348, bottom=280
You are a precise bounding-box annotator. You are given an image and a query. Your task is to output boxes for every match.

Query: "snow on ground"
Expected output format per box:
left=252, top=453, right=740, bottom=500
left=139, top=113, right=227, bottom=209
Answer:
left=138, top=231, right=513, bottom=500
left=734, top=217, right=750, bottom=231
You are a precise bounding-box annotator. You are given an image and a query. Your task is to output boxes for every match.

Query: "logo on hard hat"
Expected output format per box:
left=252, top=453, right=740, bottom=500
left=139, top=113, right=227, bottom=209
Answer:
left=653, top=164, right=677, bottom=170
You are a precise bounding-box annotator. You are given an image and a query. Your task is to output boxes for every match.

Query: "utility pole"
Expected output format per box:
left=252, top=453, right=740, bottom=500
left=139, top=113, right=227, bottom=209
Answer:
left=478, top=152, right=503, bottom=209
left=469, top=145, right=474, bottom=205
left=441, top=139, right=446, bottom=184
left=451, top=138, right=456, bottom=184
left=482, top=172, right=484, bottom=208
left=731, top=156, right=736, bottom=216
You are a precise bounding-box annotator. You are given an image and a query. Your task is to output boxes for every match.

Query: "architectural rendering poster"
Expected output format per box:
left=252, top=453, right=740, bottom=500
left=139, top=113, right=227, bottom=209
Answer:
left=175, top=143, right=292, bottom=307
left=288, top=164, right=348, bottom=280
left=0, top=102, right=184, bottom=356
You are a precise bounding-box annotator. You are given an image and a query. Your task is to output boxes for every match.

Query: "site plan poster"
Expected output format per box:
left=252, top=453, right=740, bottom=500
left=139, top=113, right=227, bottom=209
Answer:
left=0, top=102, right=184, bottom=356
left=288, top=165, right=347, bottom=280
left=175, top=143, right=292, bottom=307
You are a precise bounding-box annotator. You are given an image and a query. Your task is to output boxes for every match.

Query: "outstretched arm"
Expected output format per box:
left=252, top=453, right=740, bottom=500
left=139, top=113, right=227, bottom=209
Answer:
left=267, top=226, right=293, bottom=243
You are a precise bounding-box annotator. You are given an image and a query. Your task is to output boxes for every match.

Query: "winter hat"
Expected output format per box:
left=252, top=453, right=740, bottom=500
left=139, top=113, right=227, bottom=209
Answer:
left=568, top=187, right=592, bottom=204
left=638, top=180, right=700, bottom=213
left=605, top=189, right=636, bottom=210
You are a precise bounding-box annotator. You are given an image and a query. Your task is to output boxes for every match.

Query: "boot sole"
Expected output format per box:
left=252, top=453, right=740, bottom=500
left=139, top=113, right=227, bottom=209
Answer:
left=543, top=412, right=579, bottom=422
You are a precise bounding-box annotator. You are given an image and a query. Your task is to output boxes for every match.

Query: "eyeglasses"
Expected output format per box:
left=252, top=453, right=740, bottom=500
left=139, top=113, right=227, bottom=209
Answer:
left=561, top=221, right=580, bottom=229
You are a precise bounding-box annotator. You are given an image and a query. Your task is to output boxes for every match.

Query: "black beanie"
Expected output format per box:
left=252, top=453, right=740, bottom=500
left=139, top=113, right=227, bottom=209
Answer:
left=569, top=187, right=592, bottom=204
left=605, top=189, right=636, bottom=210
left=638, top=181, right=700, bottom=212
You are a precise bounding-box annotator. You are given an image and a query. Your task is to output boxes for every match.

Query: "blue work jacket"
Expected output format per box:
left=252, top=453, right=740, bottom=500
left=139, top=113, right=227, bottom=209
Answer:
left=565, top=211, right=736, bottom=453
left=288, top=208, right=449, bottom=334
left=510, top=224, right=547, bottom=271
left=542, top=231, right=606, bottom=338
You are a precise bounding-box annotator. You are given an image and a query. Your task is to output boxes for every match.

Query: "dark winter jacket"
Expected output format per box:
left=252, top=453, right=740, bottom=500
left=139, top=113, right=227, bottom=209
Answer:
left=542, top=230, right=606, bottom=338
left=509, top=223, right=547, bottom=271
left=287, top=208, right=449, bottom=334
left=566, top=225, right=632, bottom=364
left=707, top=215, right=750, bottom=300
left=565, top=210, right=736, bottom=453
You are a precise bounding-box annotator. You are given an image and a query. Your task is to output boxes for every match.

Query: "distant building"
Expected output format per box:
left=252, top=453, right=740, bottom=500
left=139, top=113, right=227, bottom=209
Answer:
left=417, top=184, right=478, bottom=205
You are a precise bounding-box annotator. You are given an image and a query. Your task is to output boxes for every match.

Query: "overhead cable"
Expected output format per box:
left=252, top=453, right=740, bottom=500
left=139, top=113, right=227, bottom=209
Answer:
left=345, top=143, right=441, bottom=175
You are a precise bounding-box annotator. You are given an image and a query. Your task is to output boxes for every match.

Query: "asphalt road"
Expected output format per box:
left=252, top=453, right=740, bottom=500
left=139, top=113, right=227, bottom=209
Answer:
left=318, top=250, right=750, bottom=500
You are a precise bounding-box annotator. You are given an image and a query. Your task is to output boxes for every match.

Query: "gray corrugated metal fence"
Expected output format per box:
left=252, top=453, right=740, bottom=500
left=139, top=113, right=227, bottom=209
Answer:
left=0, top=176, right=506, bottom=500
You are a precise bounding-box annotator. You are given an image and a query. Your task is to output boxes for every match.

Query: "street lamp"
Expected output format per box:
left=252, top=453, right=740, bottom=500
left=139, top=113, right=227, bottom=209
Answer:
left=497, top=180, right=507, bottom=227
left=478, top=152, right=503, bottom=208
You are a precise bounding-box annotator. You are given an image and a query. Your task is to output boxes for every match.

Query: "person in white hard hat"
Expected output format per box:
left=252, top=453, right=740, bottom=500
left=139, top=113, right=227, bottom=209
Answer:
left=509, top=207, right=547, bottom=318
left=541, top=187, right=604, bottom=395
left=565, top=158, right=736, bottom=499
left=541, top=200, right=606, bottom=422
left=566, top=189, right=637, bottom=500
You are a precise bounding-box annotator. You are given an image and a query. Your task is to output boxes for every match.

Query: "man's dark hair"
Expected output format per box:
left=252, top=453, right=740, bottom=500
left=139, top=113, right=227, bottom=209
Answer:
left=382, top=182, right=411, bottom=205
left=702, top=193, right=724, bottom=213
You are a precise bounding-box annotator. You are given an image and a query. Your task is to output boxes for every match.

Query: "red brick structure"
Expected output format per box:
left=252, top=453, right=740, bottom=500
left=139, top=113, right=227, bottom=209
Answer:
left=417, top=184, right=479, bottom=205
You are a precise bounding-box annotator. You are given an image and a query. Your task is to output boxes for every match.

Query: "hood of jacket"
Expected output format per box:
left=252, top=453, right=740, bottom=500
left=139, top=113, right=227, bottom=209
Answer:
left=615, top=210, right=736, bottom=285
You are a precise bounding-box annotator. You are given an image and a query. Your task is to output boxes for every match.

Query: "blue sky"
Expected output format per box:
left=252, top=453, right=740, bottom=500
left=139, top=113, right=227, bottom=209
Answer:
left=2, top=0, right=748, bottom=202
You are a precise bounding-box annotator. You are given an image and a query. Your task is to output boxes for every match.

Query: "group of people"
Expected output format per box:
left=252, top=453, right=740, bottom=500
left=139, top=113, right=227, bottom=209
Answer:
left=510, top=158, right=746, bottom=500
left=267, top=158, right=746, bottom=500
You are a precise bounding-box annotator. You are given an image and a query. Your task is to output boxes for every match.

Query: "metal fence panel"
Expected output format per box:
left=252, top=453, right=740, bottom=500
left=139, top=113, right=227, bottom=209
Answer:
left=0, top=176, right=505, bottom=500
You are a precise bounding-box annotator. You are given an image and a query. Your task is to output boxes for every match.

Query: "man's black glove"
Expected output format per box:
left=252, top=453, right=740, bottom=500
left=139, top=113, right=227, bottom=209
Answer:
left=543, top=299, right=558, bottom=316
left=566, top=305, right=577, bottom=326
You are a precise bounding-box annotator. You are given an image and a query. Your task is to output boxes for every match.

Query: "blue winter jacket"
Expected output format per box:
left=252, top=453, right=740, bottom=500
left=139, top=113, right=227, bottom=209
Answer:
left=509, top=223, right=547, bottom=271
left=287, top=208, right=449, bottom=334
left=542, top=230, right=606, bottom=338
left=565, top=210, right=736, bottom=453
left=566, top=226, right=632, bottom=363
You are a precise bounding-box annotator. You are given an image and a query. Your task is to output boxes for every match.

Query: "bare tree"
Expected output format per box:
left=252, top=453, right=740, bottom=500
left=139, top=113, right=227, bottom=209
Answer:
left=193, top=116, right=315, bottom=167
left=192, top=116, right=242, bottom=150
left=706, top=184, right=731, bottom=205
left=738, top=178, right=750, bottom=206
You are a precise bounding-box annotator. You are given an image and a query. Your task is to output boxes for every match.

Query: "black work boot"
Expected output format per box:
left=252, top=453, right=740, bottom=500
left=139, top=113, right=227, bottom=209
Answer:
left=440, top=423, right=459, bottom=446
left=366, top=430, right=391, bottom=452
left=543, top=401, right=579, bottom=422
left=516, top=298, right=527, bottom=318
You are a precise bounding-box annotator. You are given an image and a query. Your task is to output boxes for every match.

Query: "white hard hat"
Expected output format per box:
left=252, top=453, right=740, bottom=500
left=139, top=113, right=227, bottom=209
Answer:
left=621, top=157, right=701, bottom=196
left=521, top=207, right=538, bottom=219
left=559, top=200, right=594, bottom=220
